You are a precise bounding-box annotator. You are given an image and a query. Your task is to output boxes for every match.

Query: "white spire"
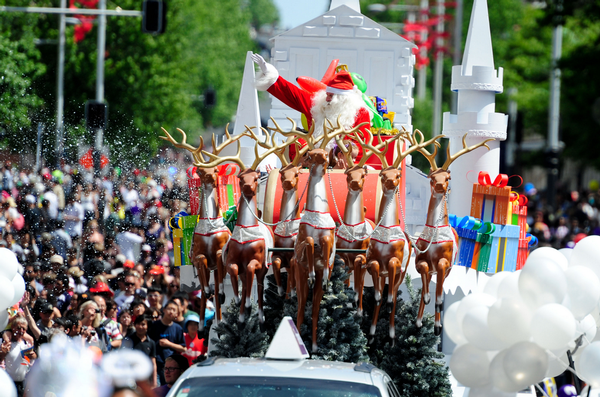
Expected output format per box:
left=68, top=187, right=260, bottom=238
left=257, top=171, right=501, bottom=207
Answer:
left=329, top=0, right=360, bottom=13
left=461, top=0, right=494, bottom=75
left=233, top=51, right=262, bottom=137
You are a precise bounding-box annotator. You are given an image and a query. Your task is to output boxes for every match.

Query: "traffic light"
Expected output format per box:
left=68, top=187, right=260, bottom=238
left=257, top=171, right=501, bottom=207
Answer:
left=85, top=101, right=108, bottom=130
left=142, top=0, right=167, bottom=34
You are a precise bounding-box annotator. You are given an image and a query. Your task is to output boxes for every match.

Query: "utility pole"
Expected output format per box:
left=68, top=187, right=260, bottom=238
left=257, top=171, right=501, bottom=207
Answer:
left=93, top=0, right=107, bottom=177
left=450, top=0, right=463, bottom=114
left=416, top=0, right=428, bottom=100
left=547, top=12, right=563, bottom=210
left=432, top=0, right=445, bottom=135
left=55, top=0, right=66, bottom=168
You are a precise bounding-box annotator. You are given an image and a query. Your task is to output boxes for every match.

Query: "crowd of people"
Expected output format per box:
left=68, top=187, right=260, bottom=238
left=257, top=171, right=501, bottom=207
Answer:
left=0, top=156, right=213, bottom=396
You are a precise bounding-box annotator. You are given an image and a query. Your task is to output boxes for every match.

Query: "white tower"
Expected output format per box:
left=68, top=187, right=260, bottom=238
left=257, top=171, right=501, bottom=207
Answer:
left=442, top=0, right=508, bottom=217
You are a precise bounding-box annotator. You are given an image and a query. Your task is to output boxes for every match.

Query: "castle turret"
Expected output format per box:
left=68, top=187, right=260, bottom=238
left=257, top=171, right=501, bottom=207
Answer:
left=442, top=0, right=508, bottom=217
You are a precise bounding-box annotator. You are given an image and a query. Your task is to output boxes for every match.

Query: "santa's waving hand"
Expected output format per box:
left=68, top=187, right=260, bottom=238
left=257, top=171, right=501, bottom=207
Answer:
left=252, top=53, right=371, bottom=162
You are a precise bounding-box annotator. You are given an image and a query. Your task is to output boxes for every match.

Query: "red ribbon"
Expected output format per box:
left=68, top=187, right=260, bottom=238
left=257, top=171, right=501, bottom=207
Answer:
left=518, top=195, right=528, bottom=206
left=478, top=171, right=509, bottom=188
left=217, top=164, right=241, bottom=177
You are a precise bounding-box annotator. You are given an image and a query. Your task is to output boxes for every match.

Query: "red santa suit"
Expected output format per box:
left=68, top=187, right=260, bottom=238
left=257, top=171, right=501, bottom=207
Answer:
left=255, top=63, right=371, bottom=161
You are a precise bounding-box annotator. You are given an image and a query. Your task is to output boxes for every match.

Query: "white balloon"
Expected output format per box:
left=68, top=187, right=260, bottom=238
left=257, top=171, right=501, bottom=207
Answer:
left=559, top=248, right=573, bottom=263
left=530, top=304, right=577, bottom=350
left=503, top=341, right=548, bottom=391
left=528, top=246, right=569, bottom=271
left=0, top=310, right=8, bottom=330
left=496, top=271, right=521, bottom=300
left=457, top=293, right=496, bottom=327
left=570, top=235, right=600, bottom=280
left=9, top=273, right=25, bottom=307
left=489, top=350, right=522, bottom=392
left=444, top=301, right=468, bottom=346
left=577, top=342, right=600, bottom=387
left=462, top=306, right=507, bottom=351
left=0, top=368, right=17, bottom=397
left=449, top=344, right=491, bottom=388
left=483, top=272, right=511, bottom=298
left=488, top=297, right=532, bottom=346
left=518, top=255, right=567, bottom=309
left=0, top=276, right=14, bottom=312
left=546, top=349, right=570, bottom=378
left=564, top=266, right=600, bottom=320
left=0, top=248, right=18, bottom=281
left=576, top=315, right=598, bottom=349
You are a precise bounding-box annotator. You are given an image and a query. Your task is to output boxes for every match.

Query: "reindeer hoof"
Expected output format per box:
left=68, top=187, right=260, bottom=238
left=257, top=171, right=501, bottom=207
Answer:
left=219, top=293, right=225, bottom=305
left=357, top=308, right=363, bottom=317
left=423, top=294, right=431, bottom=305
left=434, top=324, right=443, bottom=336
left=307, top=278, right=314, bottom=289
left=416, top=319, right=423, bottom=328
left=368, top=336, right=375, bottom=345
left=435, top=303, right=443, bottom=312
left=277, top=286, right=285, bottom=297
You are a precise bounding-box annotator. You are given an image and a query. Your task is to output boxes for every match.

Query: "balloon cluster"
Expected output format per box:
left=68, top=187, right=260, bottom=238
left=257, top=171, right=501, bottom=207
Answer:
left=0, top=248, right=25, bottom=330
left=446, top=236, right=600, bottom=395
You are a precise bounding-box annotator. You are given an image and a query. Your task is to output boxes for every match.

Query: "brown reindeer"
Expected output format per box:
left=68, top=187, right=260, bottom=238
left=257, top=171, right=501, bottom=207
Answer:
left=414, top=132, right=493, bottom=335
left=332, top=132, right=401, bottom=316
left=199, top=125, right=295, bottom=323
left=160, top=127, right=245, bottom=330
left=275, top=116, right=366, bottom=353
left=357, top=129, right=443, bottom=343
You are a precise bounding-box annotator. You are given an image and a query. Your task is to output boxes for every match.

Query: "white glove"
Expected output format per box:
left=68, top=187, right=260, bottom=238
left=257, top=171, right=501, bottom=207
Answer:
left=251, top=53, right=268, bottom=73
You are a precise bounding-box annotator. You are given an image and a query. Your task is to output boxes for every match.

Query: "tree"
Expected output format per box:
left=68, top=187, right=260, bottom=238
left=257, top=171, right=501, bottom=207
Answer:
left=362, top=276, right=452, bottom=397
left=264, top=256, right=369, bottom=363
left=210, top=299, right=270, bottom=358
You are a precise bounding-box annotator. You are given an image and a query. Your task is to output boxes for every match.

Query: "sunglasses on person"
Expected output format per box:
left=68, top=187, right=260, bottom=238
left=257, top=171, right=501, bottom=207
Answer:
left=164, top=367, right=180, bottom=372
left=124, top=282, right=135, bottom=287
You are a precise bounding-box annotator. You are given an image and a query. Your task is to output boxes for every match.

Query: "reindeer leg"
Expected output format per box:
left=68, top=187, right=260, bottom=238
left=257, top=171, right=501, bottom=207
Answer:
left=434, top=259, right=450, bottom=336
left=354, top=254, right=366, bottom=316
left=388, top=260, right=404, bottom=344
left=367, top=259, right=381, bottom=343
left=240, top=259, right=259, bottom=322
left=216, top=249, right=226, bottom=306
left=321, top=234, right=333, bottom=290
left=272, top=255, right=285, bottom=296
left=295, top=260, right=308, bottom=332
left=257, top=264, right=268, bottom=325
left=228, top=262, right=240, bottom=305
left=343, top=254, right=351, bottom=288
left=311, top=270, right=325, bottom=353
left=287, top=257, right=296, bottom=298
left=415, top=260, right=430, bottom=328
left=305, top=237, right=315, bottom=289
left=199, top=291, right=207, bottom=332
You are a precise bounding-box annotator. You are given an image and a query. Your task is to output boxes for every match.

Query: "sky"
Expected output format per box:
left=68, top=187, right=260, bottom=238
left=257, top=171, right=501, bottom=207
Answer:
left=273, top=0, right=330, bottom=30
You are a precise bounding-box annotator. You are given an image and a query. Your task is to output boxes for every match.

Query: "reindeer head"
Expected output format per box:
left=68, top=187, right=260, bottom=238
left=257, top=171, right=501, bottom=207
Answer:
left=345, top=165, right=367, bottom=192
left=279, top=163, right=300, bottom=191
left=305, top=148, right=329, bottom=167
left=429, top=168, right=451, bottom=195
left=380, top=166, right=402, bottom=192
left=238, top=169, right=260, bottom=197
left=198, top=167, right=219, bottom=187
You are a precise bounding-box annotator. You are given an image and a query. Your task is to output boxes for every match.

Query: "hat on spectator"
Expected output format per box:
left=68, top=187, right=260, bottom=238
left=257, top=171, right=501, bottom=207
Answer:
left=50, top=255, right=64, bottom=265
left=89, top=281, right=114, bottom=297
left=68, top=266, right=84, bottom=278
left=25, top=194, right=36, bottom=204
left=149, top=265, right=165, bottom=275
left=184, top=314, right=200, bottom=330
left=40, top=302, right=54, bottom=313
left=142, top=244, right=152, bottom=252
left=123, top=260, right=135, bottom=269
left=115, top=254, right=126, bottom=266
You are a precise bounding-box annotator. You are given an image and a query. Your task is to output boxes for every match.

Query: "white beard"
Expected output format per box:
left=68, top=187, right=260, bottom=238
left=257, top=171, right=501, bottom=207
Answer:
left=310, top=88, right=367, bottom=143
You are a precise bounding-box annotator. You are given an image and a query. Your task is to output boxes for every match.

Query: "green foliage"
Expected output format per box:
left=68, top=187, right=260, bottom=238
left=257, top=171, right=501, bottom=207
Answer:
left=210, top=299, right=269, bottom=358
left=245, top=0, right=279, bottom=29
left=362, top=276, right=451, bottom=397
left=263, top=257, right=369, bottom=363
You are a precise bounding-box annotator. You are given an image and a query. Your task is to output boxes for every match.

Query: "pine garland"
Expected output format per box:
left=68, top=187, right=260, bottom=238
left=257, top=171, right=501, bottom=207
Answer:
left=210, top=299, right=270, bottom=358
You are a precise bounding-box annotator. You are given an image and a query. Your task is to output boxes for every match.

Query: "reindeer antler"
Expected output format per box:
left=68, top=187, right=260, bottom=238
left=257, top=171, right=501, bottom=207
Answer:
left=441, top=133, right=494, bottom=170
left=268, top=117, right=316, bottom=166
left=397, top=129, right=445, bottom=169
left=334, top=135, right=356, bottom=167
left=159, top=127, right=206, bottom=166
left=351, top=129, right=403, bottom=168
left=199, top=124, right=248, bottom=171
left=244, top=125, right=296, bottom=170
left=315, top=116, right=368, bottom=150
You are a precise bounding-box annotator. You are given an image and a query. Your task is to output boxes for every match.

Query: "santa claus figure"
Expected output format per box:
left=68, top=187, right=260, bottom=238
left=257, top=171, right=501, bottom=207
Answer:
left=251, top=53, right=371, bottom=161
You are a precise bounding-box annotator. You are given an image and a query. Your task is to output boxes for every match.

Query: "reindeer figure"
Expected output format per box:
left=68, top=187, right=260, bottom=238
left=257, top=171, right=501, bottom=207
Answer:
left=275, top=116, right=366, bottom=353
left=160, top=127, right=245, bottom=330
left=414, top=132, right=493, bottom=335
left=199, top=126, right=295, bottom=324
left=358, top=129, right=443, bottom=344
left=333, top=132, right=400, bottom=316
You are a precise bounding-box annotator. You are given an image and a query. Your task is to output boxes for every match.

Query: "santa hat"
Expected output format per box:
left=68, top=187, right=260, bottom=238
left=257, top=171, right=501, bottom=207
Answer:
left=325, top=72, right=355, bottom=95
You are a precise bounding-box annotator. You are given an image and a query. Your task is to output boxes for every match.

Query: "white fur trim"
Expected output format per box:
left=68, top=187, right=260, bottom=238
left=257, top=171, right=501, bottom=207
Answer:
left=255, top=63, right=279, bottom=91
left=326, top=86, right=355, bottom=95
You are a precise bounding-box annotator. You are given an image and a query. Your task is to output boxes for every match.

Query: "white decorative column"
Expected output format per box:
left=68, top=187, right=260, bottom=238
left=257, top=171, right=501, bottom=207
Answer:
left=442, top=0, right=508, bottom=217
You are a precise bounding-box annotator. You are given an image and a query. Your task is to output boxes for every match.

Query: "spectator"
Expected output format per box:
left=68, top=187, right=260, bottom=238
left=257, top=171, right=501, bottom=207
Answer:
left=152, top=355, right=189, bottom=397
left=118, top=309, right=134, bottom=338
left=146, top=287, right=162, bottom=312
left=93, top=295, right=123, bottom=350
left=123, top=315, right=158, bottom=386
left=148, top=300, right=185, bottom=385
left=116, top=222, right=144, bottom=262
left=181, top=314, right=206, bottom=366
left=63, top=192, right=84, bottom=241
left=114, top=272, right=138, bottom=310
left=78, top=300, right=102, bottom=348
left=1, top=316, right=36, bottom=396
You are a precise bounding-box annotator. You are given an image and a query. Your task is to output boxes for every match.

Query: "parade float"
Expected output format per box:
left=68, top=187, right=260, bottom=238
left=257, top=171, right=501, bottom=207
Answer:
left=162, top=1, right=600, bottom=396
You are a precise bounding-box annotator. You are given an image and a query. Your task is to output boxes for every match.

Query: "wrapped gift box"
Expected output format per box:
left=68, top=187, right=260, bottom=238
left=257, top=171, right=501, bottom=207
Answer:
left=487, top=224, right=521, bottom=273
left=217, top=164, right=241, bottom=214
left=456, top=227, right=477, bottom=267
left=470, top=172, right=511, bottom=225
left=517, top=234, right=538, bottom=270
left=511, top=194, right=528, bottom=239
left=169, top=212, right=198, bottom=267
left=473, top=231, right=493, bottom=272
left=187, top=178, right=202, bottom=215
left=450, top=215, right=494, bottom=269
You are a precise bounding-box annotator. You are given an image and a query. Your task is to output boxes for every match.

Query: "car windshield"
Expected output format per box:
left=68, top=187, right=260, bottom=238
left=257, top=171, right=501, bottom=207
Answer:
left=171, top=376, right=382, bottom=397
